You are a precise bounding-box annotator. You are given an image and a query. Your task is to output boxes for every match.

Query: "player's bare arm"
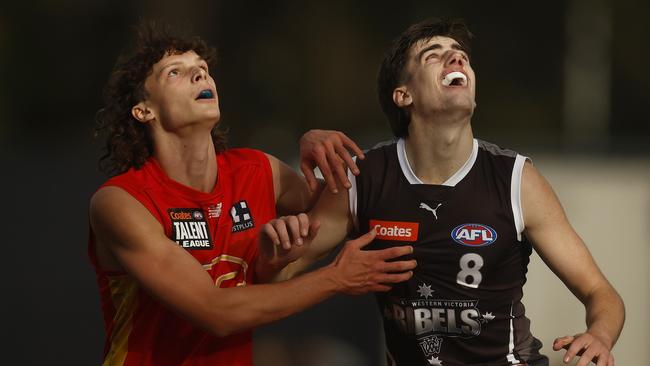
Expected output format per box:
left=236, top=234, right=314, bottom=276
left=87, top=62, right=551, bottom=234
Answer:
left=257, top=138, right=365, bottom=282
left=257, top=212, right=416, bottom=291
left=257, top=178, right=417, bottom=283
left=265, top=153, right=322, bottom=217
left=521, top=161, right=625, bottom=366
left=257, top=175, right=352, bottom=282
left=256, top=152, right=342, bottom=281
left=91, top=185, right=414, bottom=337
left=265, top=129, right=365, bottom=214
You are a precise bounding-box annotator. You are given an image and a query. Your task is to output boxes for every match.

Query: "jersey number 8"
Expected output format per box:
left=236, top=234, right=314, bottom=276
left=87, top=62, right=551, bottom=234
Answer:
left=457, top=253, right=484, bottom=288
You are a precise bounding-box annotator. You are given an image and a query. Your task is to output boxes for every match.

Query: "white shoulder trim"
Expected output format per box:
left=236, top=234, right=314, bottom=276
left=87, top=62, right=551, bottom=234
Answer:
left=397, top=138, right=478, bottom=187
left=348, top=156, right=359, bottom=231
left=396, top=138, right=422, bottom=184
left=511, top=154, right=529, bottom=241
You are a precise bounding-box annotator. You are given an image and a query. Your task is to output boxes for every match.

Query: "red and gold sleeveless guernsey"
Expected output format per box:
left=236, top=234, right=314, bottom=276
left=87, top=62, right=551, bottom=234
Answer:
left=89, top=148, right=276, bottom=366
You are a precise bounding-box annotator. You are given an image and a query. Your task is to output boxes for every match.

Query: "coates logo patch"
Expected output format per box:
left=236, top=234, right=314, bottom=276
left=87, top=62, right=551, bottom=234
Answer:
left=451, top=223, right=497, bottom=247
left=369, top=219, right=419, bottom=242
left=168, top=208, right=213, bottom=250
left=231, top=200, right=254, bottom=233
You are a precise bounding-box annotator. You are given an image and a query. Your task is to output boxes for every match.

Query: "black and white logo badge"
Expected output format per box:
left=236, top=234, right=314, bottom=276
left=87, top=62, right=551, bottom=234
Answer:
left=168, top=208, right=213, bottom=250
left=231, top=200, right=254, bottom=232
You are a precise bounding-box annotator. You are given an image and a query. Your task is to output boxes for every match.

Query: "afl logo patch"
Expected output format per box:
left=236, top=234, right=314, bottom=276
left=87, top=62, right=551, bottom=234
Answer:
left=451, top=224, right=497, bottom=247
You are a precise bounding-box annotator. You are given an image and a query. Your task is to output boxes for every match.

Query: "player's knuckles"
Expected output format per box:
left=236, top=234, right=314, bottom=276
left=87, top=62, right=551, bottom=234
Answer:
left=272, top=218, right=287, bottom=230
left=263, top=222, right=274, bottom=233
left=312, top=144, right=325, bottom=155
left=324, top=139, right=338, bottom=150
left=286, top=215, right=299, bottom=227
left=368, top=261, right=384, bottom=273
left=297, top=212, right=309, bottom=223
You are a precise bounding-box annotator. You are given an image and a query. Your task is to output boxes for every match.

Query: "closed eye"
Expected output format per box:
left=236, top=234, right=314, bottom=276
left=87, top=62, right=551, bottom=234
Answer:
left=168, top=69, right=180, bottom=77
left=425, top=53, right=439, bottom=62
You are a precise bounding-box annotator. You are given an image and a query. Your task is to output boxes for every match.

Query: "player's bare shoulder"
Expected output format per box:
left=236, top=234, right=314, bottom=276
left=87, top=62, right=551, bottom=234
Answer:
left=89, top=186, right=164, bottom=270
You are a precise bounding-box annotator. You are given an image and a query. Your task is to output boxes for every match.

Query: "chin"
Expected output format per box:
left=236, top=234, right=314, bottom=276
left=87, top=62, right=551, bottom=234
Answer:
left=204, top=108, right=221, bottom=122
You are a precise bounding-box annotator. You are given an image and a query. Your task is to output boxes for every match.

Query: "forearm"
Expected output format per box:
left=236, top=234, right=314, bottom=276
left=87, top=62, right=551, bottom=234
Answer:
left=210, top=264, right=339, bottom=335
left=254, top=249, right=323, bottom=283
left=277, top=178, right=325, bottom=216
left=254, top=256, right=295, bottom=283
left=583, top=284, right=625, bottom=348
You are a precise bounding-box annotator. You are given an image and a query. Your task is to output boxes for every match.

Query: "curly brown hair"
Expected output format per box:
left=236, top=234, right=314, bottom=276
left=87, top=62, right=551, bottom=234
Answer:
left=95, top=21, right=227, bottom=177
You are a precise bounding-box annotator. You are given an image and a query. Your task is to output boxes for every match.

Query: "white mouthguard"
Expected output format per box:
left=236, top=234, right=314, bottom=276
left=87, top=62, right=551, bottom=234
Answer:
left=442, top=71, right=467, bottom=86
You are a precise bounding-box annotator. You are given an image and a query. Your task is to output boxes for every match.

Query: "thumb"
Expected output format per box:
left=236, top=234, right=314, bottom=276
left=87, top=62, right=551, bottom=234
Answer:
left=552, top=336, right=574, bottom=351
left=350, top=228, right=377, bottom=249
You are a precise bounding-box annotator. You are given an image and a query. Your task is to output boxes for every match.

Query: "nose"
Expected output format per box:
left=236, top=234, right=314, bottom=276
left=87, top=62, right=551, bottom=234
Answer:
left=445, top=51, right=465, bottom=67
left=192, top=67, right=207, bottom=83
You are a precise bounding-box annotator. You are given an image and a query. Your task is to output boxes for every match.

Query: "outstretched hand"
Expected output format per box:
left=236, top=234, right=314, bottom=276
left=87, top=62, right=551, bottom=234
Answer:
left=329, top=229, right=417, bottom=295
left=553, top=332, right=614, bottom=366
left=299, top=129, right=365, bottom=194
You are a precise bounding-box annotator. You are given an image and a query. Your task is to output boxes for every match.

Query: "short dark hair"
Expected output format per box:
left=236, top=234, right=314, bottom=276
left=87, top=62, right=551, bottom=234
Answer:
left=377, top=18, right=473, bottom=138
left=95, top=20, right=227, bottom=177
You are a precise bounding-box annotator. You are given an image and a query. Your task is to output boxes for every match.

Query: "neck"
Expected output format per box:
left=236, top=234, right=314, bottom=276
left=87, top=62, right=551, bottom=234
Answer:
left=151, top=128, right=218, bottom=193
left=404, top=113, right=474, bottom=185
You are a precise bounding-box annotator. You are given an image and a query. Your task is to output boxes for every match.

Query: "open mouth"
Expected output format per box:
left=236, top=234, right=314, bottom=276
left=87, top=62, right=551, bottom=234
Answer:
left=442, top=71, right=467, bottom=87
left=196, top=89, right=215, bottom=100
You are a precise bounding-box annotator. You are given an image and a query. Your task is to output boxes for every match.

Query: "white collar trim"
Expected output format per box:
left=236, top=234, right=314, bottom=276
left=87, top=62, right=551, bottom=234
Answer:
left=396, top=138, right=478, bottom=187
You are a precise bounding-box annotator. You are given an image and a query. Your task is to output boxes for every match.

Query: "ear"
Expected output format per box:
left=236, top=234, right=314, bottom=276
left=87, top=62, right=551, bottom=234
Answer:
left=393, top=86, right=412, bottom=108
left=131, top=102, right=155, bottom=123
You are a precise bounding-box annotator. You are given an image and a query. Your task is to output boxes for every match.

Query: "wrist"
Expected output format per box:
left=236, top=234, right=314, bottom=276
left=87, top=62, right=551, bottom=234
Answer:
left=320, top=263, right=345, bottom=294
left=586, top=327, right=614, bottom=350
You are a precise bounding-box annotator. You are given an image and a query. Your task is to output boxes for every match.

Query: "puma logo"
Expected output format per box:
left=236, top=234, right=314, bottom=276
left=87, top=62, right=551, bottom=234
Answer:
left=419, top=202, right=442, bottom=220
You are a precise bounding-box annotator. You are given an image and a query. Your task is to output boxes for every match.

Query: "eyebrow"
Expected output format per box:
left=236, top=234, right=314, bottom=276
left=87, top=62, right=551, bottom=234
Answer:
left=417, top=42, right=465, bottom=61
left=157, top=56, right=207, bottom=77
left=158, top=61, right=182, bottom=77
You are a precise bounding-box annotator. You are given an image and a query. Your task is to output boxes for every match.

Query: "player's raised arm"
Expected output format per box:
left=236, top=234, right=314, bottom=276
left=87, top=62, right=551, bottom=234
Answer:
left=91, top=185, right=413, bottom=337
left=266, top=153, right=323, bottom=217
left=521, top=161, right=625, bottom=366
left=266, top=129, right=365, bottom=216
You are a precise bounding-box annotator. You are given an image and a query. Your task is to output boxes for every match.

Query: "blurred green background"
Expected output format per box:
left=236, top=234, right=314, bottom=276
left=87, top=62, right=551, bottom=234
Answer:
left=1, top=0, right=647, bottom=364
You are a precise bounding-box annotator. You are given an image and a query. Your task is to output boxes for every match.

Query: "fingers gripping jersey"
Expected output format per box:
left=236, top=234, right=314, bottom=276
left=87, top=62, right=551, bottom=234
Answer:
left=89, top=148, right=276, bottom=366
left=350, top=139, right=548, bottom=366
